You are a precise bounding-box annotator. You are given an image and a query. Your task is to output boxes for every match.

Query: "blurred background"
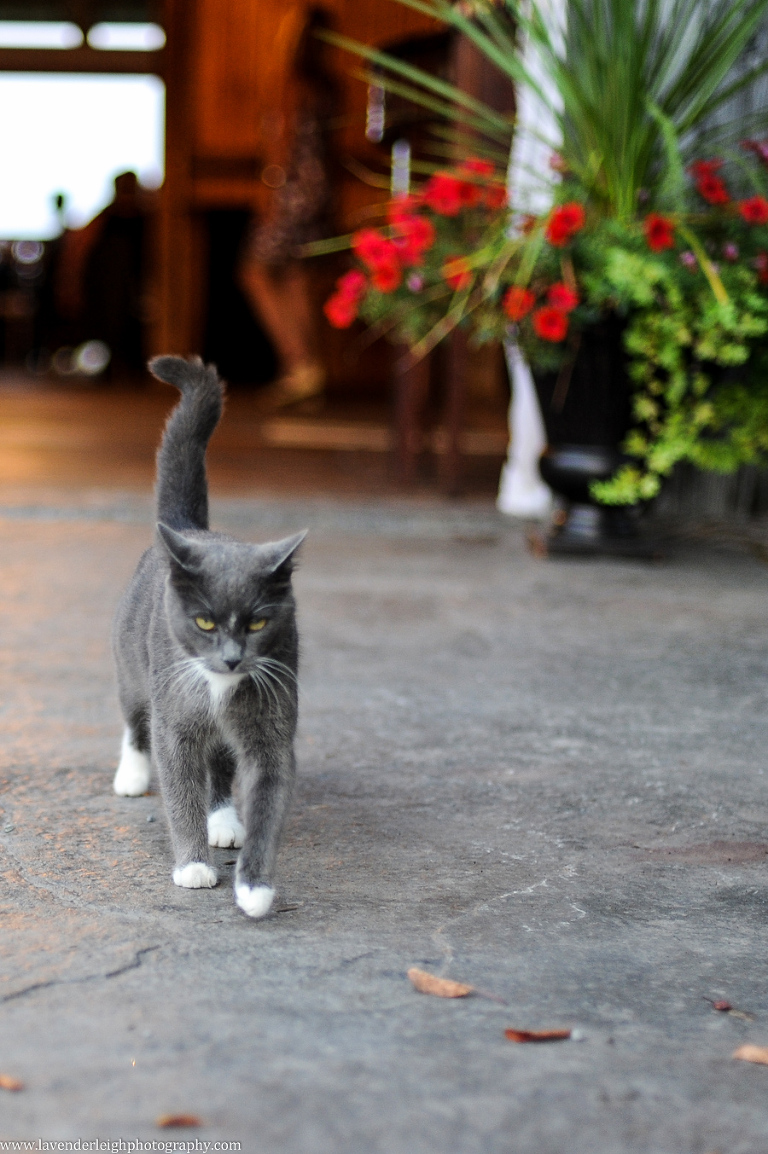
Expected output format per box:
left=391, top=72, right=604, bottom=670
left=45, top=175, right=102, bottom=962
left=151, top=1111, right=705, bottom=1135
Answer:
left=0, top=0, right=513, bottom=499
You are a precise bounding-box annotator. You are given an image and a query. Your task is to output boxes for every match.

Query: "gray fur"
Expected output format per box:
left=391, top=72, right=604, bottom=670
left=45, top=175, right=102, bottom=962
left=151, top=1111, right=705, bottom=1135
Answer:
left=112, top=355, right=305, bottom=915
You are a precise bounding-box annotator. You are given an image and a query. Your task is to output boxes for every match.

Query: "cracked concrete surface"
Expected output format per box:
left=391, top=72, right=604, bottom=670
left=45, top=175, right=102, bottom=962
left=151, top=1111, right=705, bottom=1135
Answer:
left=2, top=499, right=768, bottom=1151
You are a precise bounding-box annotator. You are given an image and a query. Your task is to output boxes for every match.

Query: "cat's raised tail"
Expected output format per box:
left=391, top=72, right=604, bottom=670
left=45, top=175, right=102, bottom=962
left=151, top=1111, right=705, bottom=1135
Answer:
left=150, top=354, right=224, bottom=532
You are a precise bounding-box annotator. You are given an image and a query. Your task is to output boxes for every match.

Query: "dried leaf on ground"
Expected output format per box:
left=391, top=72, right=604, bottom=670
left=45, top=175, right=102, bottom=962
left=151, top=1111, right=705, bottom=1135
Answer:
left=706, top=994, right=754, bottom=1018
left=505, top=1028, right=572, bottom=1043
left=407, top=967, right=473, bottom=998
left=733, top=1044, right=768, bottom=1066
left=0, top=1074, right=24, bottom=1091
left=156, top=1114, right=203, bottom=1128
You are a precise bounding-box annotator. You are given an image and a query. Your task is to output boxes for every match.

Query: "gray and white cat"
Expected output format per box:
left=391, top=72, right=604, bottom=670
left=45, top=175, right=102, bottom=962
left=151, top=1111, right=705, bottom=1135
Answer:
left=112, top=355, right=305, bottom=918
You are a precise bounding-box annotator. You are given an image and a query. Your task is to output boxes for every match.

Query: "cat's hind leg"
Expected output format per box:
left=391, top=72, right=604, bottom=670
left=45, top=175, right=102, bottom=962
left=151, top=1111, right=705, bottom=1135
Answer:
left=207, top=743, right=245, bottom=848
left=113, top=723, right=151, bottom=797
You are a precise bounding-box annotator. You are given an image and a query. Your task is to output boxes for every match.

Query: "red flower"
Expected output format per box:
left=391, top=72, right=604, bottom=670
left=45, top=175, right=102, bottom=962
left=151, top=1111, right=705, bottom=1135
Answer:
left=484, top=184, right=507, bottom=210
left=387, top=194, right=423, bottom=226
left=546, top=219, right=571, bottom=246
left=696, top=174, right=730, bottom=205
left=545, top=202, right=586, bottom=246
left=336, top=269, right=367, bottom=301
left=423, top=172, right=464, bottom=216
left=644, top=213, right=675, bottom=252
left=689, top=159, right=724, bottom=180
left=442, top=256, right=472, bottom=291
left=546, top=282, right=579, bottom=311
left=456, top=158, right=496, bottom=207
left=352, top=228, right=399, bottom=270
left=739, top=196, right=768, bottom=224
left=532, top=306, right=569, bottom=342
left=459, top=183, right=484, bottom=208
left=556, top=203, right=585, bottom=231
left=324, top=293, right=358, bottom=329
left=391, top=214, right=436, bottom=265
left=324, top=269, right=369, bottom=327
left=370, top=261, right=401, bottom=293
left=502, top=286, right=536, bottom=321
left=755, top=252, right=768, bottom=285
left=461, top=157, right=495, bottom=178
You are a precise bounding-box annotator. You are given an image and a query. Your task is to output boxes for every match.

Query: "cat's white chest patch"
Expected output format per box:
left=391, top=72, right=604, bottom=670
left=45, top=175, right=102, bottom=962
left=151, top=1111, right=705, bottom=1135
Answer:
left=200, top=668, right=245, bottom=709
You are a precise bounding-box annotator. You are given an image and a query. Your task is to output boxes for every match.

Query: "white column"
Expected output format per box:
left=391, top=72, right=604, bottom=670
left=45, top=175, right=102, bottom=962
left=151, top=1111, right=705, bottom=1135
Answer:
left=497, top=344, right=552, bottom=517
left=497, top=0, right=567, bottom=519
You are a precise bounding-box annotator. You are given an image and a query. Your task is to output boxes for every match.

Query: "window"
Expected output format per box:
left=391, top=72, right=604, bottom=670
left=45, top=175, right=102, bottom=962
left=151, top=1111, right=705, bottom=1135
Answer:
left=0, top=72, right=164, bottom=238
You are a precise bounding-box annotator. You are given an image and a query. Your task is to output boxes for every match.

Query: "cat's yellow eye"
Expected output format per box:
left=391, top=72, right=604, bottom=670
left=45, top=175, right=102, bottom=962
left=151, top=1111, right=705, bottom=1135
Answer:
left=248, top=618, right=268, bottom=632
left=195, top=616, right=216, bottom=632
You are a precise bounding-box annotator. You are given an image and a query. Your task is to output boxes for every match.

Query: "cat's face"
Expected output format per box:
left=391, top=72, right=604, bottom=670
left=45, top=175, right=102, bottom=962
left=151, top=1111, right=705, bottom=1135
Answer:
left=157, top=524, right=305, bottom=676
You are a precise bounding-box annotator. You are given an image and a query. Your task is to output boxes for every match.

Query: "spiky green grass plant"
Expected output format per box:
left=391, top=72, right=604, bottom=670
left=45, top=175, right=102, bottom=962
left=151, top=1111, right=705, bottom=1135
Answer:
left=344, top=0, right=768, bottom=216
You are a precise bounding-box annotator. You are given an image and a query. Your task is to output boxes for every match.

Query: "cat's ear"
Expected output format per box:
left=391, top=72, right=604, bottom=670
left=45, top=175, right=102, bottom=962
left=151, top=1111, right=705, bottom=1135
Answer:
left=261, top=530, right=308, bottom=575
left=156, top=522, right=206, bottom=573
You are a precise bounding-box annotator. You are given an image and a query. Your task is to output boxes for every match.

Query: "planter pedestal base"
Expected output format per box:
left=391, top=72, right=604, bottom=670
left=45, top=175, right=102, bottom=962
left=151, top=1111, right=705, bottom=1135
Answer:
left=535, top=506, right=660, bottom=558
left=531, top=444, right=660, bottom=559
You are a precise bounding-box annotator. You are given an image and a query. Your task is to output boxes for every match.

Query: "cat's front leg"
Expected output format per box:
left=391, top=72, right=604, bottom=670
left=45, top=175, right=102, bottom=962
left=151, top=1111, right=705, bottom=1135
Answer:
left=235, top=740, right=296, bottom=918
left=153, top=723, right=218, bottom=889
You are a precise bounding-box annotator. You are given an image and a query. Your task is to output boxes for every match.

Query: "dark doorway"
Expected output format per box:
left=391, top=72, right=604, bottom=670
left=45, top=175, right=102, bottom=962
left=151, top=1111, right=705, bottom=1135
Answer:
left=202, top=209, right=277, bottom=387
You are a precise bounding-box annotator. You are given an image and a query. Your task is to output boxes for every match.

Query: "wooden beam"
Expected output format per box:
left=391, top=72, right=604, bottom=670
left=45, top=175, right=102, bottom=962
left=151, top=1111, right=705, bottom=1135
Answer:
left=0, top=45, right=165, bottom=74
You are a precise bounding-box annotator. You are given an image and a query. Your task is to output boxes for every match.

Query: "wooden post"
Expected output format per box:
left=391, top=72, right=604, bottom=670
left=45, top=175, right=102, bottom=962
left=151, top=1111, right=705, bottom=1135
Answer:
left=154, top=0, right=199, bottom=357
left=393, top=349, right=430, bottom=484
left=440, top=328, right=468, bottom=496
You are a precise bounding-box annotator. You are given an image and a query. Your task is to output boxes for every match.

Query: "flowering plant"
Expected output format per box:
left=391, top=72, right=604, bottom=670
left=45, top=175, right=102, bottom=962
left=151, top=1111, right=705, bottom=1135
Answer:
left=325, top=152, right=768, bottom=502
left=320, top=0, right=768, bottom=504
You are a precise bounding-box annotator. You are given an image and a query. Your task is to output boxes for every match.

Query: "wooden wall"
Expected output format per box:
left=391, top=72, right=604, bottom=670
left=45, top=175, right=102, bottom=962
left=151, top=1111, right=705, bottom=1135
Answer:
left=155, top=0, right=439, bottom=358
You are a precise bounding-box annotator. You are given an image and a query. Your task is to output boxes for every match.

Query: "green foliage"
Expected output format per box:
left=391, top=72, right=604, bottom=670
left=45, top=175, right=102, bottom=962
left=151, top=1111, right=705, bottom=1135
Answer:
left=591, top=239, right=768, bottom=502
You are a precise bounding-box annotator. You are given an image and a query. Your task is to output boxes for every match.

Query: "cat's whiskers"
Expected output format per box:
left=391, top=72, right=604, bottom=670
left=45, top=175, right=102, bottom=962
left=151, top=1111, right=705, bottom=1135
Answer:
left=258, top=669, right=290, bottom=703
left=154, top=656, right=194, bottom=690
left=254, top=657, right=296, bottom=700
left=156, top=654, right=207, bottom=696
left=257, top=669, right=293, bottom=696
left=249, top=668, right=280, bottom=712
left=258, top=656, right=298, bottom=684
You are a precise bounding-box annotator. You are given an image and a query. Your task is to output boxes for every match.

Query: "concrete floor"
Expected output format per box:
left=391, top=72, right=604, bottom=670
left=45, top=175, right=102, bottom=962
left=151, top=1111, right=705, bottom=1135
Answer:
left=1, top=376, right=768, bottom=1151
left=1, top=486, right=768, bottom=1152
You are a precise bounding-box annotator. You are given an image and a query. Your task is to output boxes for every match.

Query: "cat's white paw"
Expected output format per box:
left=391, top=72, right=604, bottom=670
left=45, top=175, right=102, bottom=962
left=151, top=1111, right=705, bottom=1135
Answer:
left=235, top=882, right=275, bottom=919
left=207, top=804, right=245, bottom=848
left=113, top=734, right=151, bottom=796
left=173, top=862, right=218, bottom=888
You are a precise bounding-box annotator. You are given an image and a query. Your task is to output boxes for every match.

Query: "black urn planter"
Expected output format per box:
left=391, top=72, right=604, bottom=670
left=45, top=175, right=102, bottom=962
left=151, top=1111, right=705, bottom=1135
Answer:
left=532, top=316, right=655, bottom=557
